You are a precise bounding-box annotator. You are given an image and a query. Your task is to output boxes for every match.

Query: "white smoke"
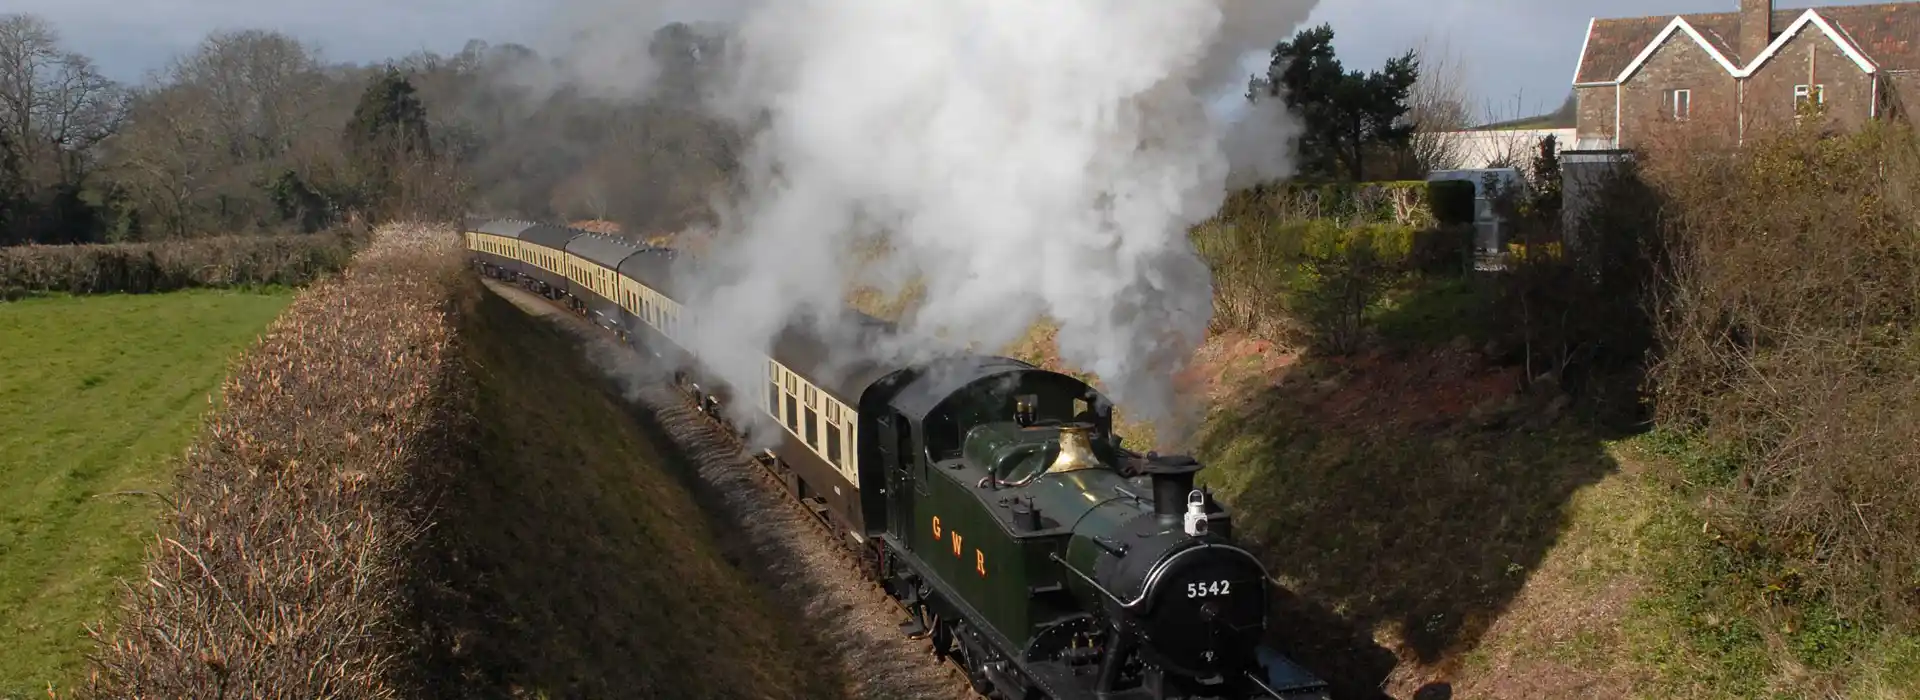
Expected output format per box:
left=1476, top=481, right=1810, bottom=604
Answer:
left=530, top=0, right=1315, bottom=448
left=523, top=0, right=755, bottom=100
left=669, top=0, right=1315, bottom=449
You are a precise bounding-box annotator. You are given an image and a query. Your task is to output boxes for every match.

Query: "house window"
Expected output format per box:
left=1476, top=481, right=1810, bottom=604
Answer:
left=1666, top=89, right=1690, bottom=120
left=1794, top=84, right=1825, bottom=106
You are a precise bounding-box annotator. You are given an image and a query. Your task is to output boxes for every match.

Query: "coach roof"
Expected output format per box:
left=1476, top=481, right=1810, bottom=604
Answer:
left=568, top=232, right=648, bottom=269
left=519, top=222, right=582, bottom=250
left=618, top=247, right=681, bottom=297
left=475, top=219, right=536, bottom=238
left=769, top=319, right=905, bottom=405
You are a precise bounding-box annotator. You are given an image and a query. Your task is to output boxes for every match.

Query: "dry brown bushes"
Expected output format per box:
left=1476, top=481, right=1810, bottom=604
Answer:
left=0, top=232, right=356, bottom=297
left=79, top=221, right=471, bottom=697
left=1646, top=122, right=1920, bottom=624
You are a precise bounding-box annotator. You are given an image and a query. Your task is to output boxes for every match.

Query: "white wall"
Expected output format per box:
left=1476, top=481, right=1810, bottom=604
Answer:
left=1427, top=127, right=1577, bottom=171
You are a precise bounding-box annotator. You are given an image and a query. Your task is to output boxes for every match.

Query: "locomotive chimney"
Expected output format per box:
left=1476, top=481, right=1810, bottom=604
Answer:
left=1143, top=454, right=1204, bottom=527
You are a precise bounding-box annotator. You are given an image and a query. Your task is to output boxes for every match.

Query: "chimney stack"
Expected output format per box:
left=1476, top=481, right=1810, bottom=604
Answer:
left=1739, top=0, right=1774, bottom=61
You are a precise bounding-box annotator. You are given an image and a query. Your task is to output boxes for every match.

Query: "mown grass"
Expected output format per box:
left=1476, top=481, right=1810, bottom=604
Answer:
left=0, top=289, right=291, bottom=697
left=426, top=281, right=840, bottom=699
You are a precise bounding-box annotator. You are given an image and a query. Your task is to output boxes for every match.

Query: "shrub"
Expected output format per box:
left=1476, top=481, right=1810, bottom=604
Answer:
left=1195, top=213, right=1414, bottom=353
left=1407, top=223, right=1474, bottom=275
left=1191, top=215, right=1298, bottom=338
left=1484, top=155, right=1666, bottom=410
left=0, top=233, right=354, bottom=296
left=1645, top=122, right=1920, bottom=624
left=1286, top=222, right=1412, bottom=354
left=1221, top=180, right=1442, bottom=229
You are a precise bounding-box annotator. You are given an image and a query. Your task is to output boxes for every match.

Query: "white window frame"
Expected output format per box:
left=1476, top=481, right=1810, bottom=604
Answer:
left=1794, top=83, right=1825, bottom=105
left=1668, top=88, right=1691, bottom=120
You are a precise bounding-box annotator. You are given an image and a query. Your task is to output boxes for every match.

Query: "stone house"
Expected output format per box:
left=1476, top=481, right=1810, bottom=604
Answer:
left=1571, top=0, right=1920, bottom=149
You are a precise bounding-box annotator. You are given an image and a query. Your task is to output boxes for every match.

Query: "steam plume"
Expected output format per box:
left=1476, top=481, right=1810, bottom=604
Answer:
left=544, top=0, right=1317, bottom=448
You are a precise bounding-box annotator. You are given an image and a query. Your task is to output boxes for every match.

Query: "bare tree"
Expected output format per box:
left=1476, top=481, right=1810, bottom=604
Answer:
left=108, top=85, right=223, bottom=237
left=163, top=29, right=327, bottom=163
left=1406, top=33, right=1473, bottom=173
left=0, top=13, right=126, bottom=184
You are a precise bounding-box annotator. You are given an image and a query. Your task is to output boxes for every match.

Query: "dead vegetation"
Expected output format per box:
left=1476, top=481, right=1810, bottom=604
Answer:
left=77, top=222, right=469, bottom=698
left=1643, top=121, right=1920, bottom=628
left=0, top=232, right=357, bottom=298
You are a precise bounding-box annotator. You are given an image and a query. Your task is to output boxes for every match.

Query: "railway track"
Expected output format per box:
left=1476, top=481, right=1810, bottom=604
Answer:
left=483, top=278, right=976, bottom=700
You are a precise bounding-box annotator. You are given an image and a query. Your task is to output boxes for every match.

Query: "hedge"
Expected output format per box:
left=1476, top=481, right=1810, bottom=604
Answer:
left=0, top=233, right=354, bottom=297
left=1220, top=179, right=1483, bottom=230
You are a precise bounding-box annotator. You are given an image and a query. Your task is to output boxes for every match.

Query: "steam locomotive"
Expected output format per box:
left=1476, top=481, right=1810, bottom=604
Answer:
left=462, top=218, right=1331, bottom=700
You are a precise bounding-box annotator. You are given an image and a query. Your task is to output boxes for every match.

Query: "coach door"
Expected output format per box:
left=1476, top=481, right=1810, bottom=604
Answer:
left=878, top=411, right=915, bottom=541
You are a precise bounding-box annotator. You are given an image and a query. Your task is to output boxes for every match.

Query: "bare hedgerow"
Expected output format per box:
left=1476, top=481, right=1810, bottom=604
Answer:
left=1645, top=121, right=1920, bottom=624
left=78, top=221, right=472, bottom=698
left=0, top=232, right=354, bottom=296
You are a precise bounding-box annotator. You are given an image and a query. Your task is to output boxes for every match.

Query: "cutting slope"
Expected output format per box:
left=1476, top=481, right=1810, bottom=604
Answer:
left=426, top=279, right=843, bottom=699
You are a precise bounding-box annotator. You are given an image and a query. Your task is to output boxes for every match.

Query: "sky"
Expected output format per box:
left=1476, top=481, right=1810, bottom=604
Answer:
left=10, top=0, right=1904, bottom=124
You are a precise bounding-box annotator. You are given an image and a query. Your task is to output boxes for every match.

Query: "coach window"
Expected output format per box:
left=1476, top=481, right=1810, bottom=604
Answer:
left=784, top=378, right=799, bottom=435
left=826, top=422, right=842, bottom=467
left=769, top=365, right=781, bottom=418
left=825, top=403, right=843, bottom=468
left=804, top=386, right=819, bottom=449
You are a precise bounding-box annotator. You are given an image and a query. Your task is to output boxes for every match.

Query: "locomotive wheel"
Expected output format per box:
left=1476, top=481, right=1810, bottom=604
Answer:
left=949, top=622, right=999, bottom=698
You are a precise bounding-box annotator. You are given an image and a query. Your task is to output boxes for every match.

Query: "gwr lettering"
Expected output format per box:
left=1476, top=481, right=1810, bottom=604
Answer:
left=930, top=515, right=987, bottom=577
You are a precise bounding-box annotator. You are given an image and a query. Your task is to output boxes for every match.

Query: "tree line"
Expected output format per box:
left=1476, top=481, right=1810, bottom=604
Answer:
left=0, top=13, right=740, bottom=245
left=0, top=13, right=1488, bottom=247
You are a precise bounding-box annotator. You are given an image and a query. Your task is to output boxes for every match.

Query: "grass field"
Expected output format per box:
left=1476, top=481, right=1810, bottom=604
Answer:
left=0, top=289, right=291, bottom=697
left=423, top=282, right=841, bottom=698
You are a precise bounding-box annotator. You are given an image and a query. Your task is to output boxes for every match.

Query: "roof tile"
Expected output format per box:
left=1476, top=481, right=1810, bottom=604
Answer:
left=1573, top=2, right=1920, bottom=84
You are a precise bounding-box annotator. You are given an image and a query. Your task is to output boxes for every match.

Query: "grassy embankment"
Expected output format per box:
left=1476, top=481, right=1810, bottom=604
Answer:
left=0, top=289, right=292, bottom=697
left=434, top=275, right=842, bottom=698
left=1185, top=125, right=1920, bottom=700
